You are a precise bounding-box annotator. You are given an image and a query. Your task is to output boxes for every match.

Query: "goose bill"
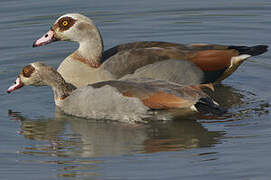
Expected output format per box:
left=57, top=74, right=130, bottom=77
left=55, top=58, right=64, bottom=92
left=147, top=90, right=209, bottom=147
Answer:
left=7, top=77, right=24, bottom=93
left=33, top=29, right=58, bottom=47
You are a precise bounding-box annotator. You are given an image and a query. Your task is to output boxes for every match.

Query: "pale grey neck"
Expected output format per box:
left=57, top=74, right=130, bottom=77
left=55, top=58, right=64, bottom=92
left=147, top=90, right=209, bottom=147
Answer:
left=51, top=81, right=73, bottom=101
left=42, top=70, right=74, bottom=101
left=77, top=29, right=104, bottom=64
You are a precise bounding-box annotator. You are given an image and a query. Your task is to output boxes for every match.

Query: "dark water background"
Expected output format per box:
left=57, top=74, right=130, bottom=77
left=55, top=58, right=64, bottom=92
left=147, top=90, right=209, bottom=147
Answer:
left=1, top=0, right=271, bottom=179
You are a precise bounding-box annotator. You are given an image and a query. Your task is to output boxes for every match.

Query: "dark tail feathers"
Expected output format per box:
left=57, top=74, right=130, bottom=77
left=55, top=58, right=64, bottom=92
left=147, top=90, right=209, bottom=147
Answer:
left=229, top=45, right=268, bottom=56
left=194, top=97, right=227, bottom=116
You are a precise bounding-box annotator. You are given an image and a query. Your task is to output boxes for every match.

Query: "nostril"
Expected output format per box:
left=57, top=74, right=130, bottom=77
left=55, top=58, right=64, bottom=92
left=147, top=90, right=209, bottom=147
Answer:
left=45, top=34, right=48, bottom=38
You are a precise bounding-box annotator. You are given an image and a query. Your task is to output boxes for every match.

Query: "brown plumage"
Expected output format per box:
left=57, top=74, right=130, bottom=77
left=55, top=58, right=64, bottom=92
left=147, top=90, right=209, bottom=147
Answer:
left=102, top=42, right=266, bottom=80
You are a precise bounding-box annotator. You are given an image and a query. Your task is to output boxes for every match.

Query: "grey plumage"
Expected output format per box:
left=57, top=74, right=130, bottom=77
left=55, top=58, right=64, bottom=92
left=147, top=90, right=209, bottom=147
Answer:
left=61, top=85, right=152, bottom=123
left=120, top=59, right=204, bottom=85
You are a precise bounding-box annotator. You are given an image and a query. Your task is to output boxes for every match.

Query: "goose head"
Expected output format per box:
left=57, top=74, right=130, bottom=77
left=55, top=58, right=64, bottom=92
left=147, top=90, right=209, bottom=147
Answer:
left=33, top=13, right=102, bottom=47
left=8, top=63, right=43, bottom=93
left=7, top=62, right=65, bottom=93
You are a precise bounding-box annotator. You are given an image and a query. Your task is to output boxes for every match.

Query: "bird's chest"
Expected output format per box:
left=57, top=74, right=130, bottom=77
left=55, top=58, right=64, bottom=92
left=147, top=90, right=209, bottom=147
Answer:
left=57, top=57, right=114, bottom=88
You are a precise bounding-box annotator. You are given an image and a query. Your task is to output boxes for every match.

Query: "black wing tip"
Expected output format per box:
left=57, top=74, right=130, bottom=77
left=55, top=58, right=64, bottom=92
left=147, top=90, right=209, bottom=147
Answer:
left=250, top=45, right=268, bottom=56
left=194, top=97, right=227, bottom=116
left=229, top=45, right=268, bottom=56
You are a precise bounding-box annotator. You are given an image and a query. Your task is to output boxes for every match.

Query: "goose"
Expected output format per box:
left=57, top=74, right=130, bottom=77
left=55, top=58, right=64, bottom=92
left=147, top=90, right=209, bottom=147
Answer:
left=32, top=13, right=268, bottom=88
left=7, top=62, right=226, bottom=122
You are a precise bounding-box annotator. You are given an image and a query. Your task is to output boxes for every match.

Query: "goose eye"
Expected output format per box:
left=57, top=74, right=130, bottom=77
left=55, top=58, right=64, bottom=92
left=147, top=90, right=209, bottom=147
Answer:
left=62, top=20, right=68, bottom=26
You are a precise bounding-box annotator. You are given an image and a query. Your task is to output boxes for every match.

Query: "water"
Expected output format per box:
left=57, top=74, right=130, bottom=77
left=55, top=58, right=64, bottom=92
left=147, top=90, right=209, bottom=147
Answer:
left=1, top=0, right=271, bottom=179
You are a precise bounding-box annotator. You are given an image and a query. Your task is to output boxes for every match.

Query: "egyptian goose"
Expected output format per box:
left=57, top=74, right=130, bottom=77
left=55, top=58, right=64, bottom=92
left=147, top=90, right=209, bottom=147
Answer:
left=32, top=13, right=268, bottom=88
left=7, top=62, right=226, bottom=122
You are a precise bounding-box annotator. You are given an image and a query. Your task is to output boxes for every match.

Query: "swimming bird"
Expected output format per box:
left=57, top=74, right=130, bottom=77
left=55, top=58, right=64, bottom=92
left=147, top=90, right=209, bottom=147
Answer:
left=7, top=62, right=226, bottom=122
left=33, top=13, right=268, bottom=88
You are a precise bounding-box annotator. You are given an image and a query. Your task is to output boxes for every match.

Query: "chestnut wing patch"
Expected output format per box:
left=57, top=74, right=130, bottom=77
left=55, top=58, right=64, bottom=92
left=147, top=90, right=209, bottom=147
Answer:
left=140, top=91, right=192, bottom=109
left=189, top=49, right=239, bottom=71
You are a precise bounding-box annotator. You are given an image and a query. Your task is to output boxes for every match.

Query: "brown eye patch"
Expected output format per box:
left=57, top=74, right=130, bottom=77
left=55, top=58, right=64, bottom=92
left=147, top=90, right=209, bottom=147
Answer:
left=22, top=65, right=35, bottom=78
left=56, top=17, right=76, bottom=32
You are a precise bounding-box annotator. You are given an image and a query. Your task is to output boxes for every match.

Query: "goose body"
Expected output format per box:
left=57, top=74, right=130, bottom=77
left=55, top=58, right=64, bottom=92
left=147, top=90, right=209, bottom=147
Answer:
left=33, top=13, right=268, bottom=88
left=8, top=62, right=225, bottom=122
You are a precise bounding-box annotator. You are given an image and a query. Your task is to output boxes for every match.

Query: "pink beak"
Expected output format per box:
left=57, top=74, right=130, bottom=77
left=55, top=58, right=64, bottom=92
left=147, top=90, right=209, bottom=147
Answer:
left=7, top=77, right=24, bottom=93
left=33, top=29, right=58, bottom=47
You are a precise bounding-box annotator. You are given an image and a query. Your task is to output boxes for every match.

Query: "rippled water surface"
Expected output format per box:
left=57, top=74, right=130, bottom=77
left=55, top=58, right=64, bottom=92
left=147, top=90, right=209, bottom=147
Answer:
left=1, top=0, right=271, bottom=179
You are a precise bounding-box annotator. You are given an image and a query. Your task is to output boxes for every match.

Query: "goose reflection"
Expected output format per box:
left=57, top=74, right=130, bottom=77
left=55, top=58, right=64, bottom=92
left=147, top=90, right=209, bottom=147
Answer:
left=9, top=108, right=224, bottom=157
